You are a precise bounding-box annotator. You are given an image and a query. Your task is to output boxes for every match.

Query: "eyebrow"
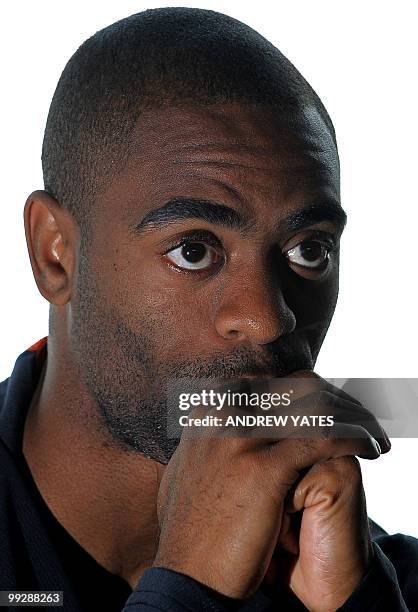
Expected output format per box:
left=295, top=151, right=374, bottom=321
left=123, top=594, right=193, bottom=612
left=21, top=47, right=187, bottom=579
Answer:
left=132, top=197, right=347, bottom=236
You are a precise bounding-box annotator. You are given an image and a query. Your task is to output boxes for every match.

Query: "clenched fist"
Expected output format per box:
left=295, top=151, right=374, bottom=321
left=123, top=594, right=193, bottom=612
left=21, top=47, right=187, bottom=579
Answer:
left=153, top=373, right=390, bottom=610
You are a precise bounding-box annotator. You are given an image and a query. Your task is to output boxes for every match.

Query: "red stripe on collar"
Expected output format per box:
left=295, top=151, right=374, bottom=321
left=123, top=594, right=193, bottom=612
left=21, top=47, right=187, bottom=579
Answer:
left=26, top=337, right=48, bottom=353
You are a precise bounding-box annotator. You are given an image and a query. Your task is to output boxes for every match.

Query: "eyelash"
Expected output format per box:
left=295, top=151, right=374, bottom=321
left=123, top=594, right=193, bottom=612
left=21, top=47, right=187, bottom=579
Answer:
left=162, top=230, right=337, bottom=276
left=285, top=237, right=336, bottom=275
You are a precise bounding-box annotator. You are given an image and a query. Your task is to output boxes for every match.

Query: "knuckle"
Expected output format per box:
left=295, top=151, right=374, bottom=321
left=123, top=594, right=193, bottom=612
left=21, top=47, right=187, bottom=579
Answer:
left=321, top=389, right=342, bottom=411
left=307, top=456, right=362, bottom=501
left=321, top=455, right=362, bottom=488
left=331, top=455, right=361, bottom=475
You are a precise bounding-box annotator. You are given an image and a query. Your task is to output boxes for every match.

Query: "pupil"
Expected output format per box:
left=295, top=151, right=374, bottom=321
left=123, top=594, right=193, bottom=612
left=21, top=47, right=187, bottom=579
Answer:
left=301, top=242, right=324, bottom=262
left=182, top=242, right=207, bottom=263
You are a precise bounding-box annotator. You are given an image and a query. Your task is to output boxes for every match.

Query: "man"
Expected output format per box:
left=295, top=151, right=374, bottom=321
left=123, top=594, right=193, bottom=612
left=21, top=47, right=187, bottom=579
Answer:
left=0, top=7, right=417, bottom=611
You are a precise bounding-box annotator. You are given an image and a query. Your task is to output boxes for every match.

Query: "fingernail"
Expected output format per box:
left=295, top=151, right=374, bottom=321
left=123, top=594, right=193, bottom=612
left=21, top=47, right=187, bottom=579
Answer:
left=372, top=438, right=381, bottom=455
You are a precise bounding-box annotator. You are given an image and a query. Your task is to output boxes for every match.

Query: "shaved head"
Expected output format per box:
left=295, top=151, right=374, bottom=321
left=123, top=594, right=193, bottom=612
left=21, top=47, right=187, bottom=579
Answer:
left=42, top=7, right=336, bottom=232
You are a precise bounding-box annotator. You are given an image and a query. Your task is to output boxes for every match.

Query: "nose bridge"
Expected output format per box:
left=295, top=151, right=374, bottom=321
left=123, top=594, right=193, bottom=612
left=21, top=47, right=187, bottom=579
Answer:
left=214, top=259, right=296, bottom=345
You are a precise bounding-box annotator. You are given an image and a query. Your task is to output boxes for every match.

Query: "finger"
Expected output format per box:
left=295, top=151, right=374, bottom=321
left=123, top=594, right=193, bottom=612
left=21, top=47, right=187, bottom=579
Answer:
left=320, top=392, right=390, bottom=454
left=286, top=455, right=363, bottom=514
left=277, top=511, right=300, bottom=555
left=290, top=391, right=390, bottom=454
left=285, top=373, right=391, bottom=451
left=265, top=423, right=382, bottom=474
left=286, top=370, right=362, bottom=404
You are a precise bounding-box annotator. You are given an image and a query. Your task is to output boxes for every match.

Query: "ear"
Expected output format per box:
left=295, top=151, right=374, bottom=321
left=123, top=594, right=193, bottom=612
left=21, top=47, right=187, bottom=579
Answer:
left=24, top=190, right=78, bottom=306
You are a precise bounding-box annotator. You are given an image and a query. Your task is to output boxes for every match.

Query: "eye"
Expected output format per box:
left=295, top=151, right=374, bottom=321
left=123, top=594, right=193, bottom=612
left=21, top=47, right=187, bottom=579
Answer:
left=165, top=240, right=224, bottom=271
left=285, top=240, right=331, bottom=270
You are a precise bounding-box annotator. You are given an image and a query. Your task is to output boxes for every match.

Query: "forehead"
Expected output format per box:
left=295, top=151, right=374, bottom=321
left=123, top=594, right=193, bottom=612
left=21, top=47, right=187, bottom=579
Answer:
left=101, top=103, right=340, bottom=225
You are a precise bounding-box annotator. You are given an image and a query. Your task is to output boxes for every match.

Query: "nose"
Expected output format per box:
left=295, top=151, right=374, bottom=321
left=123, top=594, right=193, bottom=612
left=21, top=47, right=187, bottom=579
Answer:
left=214, top=267, right=296, bottom=345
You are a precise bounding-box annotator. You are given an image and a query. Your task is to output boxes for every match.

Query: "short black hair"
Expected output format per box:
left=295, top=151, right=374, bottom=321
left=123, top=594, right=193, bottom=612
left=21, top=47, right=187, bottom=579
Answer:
left=42, top=7, right=336, bottom=229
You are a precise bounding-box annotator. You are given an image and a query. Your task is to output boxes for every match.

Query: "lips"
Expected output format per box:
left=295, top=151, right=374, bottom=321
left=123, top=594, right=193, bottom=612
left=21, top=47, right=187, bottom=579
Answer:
left=218, top=371, right=282, bottom=386
left=221, top=363, right=311, bottom=382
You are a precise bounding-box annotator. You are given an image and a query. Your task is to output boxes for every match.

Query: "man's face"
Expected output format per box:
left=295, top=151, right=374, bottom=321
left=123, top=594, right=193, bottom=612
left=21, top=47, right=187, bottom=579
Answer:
left=69, top=104, right=344, bottom=463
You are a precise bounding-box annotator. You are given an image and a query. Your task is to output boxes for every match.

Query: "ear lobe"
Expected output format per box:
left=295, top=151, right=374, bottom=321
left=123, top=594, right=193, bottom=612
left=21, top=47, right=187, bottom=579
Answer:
left=24, top=190, right=78, bottom=306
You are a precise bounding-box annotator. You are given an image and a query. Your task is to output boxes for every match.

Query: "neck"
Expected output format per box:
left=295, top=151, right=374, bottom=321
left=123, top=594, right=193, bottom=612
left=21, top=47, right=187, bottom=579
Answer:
left=23, top=335, right=164, bottom=589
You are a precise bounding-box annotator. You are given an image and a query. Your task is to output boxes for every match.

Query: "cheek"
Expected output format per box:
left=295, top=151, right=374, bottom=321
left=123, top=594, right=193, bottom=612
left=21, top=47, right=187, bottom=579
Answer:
left=99, top=247, right=216, bottom=350
left=280, top=262, right=339, bottom=358
left=298, top=278, right=338, bottom=323
left=281, top=253, right=339, bottom=323
left=304, top=283, right=338, bottom=363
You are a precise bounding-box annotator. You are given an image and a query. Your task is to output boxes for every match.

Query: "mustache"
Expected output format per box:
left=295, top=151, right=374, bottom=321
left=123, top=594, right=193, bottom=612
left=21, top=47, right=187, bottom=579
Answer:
left=165, top=337, right=313, bottom=379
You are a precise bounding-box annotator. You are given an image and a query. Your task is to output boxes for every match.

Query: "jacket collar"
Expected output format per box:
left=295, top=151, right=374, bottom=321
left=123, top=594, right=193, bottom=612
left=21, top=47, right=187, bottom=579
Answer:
left=0, top=338, right=47, bottom=456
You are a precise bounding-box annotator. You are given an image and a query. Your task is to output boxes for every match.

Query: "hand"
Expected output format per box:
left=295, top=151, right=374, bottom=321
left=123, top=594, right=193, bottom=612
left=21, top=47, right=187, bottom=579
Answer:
left=265, top=374, right=390, bottom=610
left=268, top=455, right=373, bottom=611
left=153, top=374, right=390, bottom=602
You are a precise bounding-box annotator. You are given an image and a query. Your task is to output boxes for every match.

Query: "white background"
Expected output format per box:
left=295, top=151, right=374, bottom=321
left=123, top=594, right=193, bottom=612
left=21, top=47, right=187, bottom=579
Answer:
left=0, top=1, right=417, bottom=537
